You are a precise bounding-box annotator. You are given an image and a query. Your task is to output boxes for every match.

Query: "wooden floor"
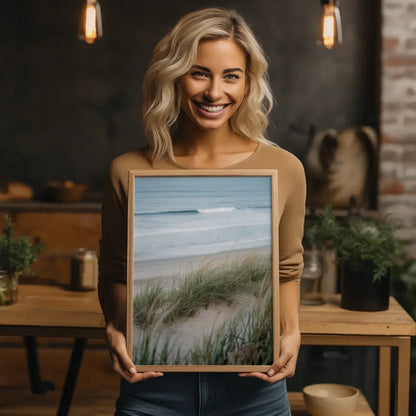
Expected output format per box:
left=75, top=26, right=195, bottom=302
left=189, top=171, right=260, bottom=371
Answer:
left=0, top=338, right=120, bottom=415
left=0, top=388, right=375, bottom=416
left=0, top=387, right=118, bottom=416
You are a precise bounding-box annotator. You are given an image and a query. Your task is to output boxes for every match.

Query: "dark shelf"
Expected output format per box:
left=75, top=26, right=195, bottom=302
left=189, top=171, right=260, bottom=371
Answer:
left=0, top=200, right=101, bottom=213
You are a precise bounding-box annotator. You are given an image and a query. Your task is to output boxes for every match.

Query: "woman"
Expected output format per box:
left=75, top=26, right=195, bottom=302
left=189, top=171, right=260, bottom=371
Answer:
left=99, top=8, right=305, bottom=416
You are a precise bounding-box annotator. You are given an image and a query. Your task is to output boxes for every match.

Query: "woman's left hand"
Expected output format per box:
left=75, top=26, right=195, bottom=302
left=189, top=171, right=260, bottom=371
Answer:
left=239, top=329, right=301, bottom=383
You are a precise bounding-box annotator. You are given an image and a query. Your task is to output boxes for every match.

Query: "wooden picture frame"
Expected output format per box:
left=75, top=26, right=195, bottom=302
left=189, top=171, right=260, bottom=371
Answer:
left=127, top=169, right=279, bottom=372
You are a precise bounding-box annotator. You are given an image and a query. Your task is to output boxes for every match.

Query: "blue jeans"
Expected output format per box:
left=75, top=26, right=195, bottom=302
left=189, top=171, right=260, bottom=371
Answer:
left=115, top=373, right=291, bottom=416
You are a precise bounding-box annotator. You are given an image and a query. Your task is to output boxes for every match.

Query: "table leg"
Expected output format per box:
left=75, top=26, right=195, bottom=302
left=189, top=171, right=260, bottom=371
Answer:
left=378, top=346, right=391, bottom=416
left=23, top=336, right=55, bottom=394
left=396, top=337, right=411, bottom=416
left=57, top=337, right=87, bottom=416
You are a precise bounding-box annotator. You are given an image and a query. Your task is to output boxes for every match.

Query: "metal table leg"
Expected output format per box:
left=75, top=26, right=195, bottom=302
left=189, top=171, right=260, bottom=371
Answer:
left=23, top=336, right=55, bottom=394
left=57, top=337, right=88, bottom=416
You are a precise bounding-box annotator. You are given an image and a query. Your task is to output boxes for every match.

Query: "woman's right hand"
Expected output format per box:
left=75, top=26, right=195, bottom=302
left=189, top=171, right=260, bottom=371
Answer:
left=105, top=322, right=164, bottom=383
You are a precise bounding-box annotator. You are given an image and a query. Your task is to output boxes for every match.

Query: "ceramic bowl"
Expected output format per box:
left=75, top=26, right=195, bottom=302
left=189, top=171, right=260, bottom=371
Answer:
left=303, top=383, right=359, bottom=416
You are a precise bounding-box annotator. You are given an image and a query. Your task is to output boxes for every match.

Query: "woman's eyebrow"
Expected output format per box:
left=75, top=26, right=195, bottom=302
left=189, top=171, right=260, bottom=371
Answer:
left=223, top=68, right=244, bottom=74
left=192, top=65, right=211, bottom=72
left=191, top=65, right=244, bottom=74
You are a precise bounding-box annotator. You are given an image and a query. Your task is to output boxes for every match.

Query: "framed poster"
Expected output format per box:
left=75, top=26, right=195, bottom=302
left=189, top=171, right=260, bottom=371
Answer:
left=127, top=170, right=279, bottom=372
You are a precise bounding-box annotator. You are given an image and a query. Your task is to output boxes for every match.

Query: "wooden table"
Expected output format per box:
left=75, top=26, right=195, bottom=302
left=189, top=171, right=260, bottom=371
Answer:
left=0, top=284, right=105, bottom=416
left=0, top=286, right=415, bottom=416
left=300, top=295, right=416, bottom=416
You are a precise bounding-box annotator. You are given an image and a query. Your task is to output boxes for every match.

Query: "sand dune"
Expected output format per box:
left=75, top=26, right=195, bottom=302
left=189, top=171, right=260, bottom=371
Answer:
left=133, top=245, right=272, bottom=292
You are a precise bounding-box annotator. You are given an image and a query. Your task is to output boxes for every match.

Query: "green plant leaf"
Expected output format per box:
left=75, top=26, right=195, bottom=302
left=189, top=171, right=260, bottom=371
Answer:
left=305, top=207, right=404, bottom=282
left=0, top=215, right=44, bottom=274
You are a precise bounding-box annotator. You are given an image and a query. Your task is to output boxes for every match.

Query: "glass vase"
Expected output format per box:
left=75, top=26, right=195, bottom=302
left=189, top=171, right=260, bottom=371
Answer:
left=0, top=270, right=19, bottom=305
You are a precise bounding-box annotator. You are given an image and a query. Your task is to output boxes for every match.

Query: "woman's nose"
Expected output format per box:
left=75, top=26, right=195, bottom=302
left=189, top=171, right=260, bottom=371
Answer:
left=203, top=78, right=222, bottom=102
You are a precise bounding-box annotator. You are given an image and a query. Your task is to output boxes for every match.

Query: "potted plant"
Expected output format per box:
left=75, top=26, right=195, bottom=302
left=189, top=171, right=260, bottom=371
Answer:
left=307, top=206, right=403, bottom=311
left=0, top=215, right=44, bottom=305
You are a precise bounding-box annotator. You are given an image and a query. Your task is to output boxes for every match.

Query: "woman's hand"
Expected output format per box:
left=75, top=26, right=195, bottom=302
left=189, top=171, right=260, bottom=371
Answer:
left=106, top=322, right=164, bottom=383
left=239, top=329, right=301, bottom=383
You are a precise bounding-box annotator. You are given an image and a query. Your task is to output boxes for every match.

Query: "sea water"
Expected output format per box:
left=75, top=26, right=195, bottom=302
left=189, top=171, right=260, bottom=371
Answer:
left=134, top=176, right=272, bottom=264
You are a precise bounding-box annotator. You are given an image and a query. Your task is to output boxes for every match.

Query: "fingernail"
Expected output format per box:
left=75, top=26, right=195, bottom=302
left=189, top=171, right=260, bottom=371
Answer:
left=267, top=369, right=275, bottom=377
left=128, top=366, right=136, bottom=375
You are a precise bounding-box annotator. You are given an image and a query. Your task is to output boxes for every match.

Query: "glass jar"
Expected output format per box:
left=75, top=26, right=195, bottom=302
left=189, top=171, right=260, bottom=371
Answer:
left=0, top=270, right=19, bottom=306
left=70, top=249, right=98, bottom=291
left=300, top=249, right=326, bottom=305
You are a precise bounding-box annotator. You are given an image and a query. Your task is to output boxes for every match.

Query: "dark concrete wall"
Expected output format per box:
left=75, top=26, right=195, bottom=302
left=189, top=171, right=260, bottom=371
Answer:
left=0, top=0, right=379, bottom=195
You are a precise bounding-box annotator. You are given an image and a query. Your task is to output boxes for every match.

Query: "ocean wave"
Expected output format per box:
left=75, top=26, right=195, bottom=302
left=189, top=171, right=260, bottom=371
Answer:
left=135, top=222, right=271, bottom=237
left=197, top=207, right=236, bottom=214
left=135, top=207, right=236, bottom=216
left=135, top=205, right=269, bottom=216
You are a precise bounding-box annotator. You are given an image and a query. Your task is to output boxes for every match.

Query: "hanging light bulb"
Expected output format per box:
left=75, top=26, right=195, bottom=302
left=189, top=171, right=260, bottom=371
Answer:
left=318, top=0, right=342, bottom=49
left=79, top=0, right=103, bottom=44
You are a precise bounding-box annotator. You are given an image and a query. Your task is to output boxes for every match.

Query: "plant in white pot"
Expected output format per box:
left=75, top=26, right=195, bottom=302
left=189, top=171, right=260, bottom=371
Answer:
left=309, top=207, right=403, bottom=311
left=0, top=215, right=44, bottom=305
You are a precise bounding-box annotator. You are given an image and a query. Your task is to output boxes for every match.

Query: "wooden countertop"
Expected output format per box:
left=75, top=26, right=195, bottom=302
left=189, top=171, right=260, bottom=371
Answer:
left=0, top=284, right=105, bottom=337
left=300, top=295, right=416, bottom=336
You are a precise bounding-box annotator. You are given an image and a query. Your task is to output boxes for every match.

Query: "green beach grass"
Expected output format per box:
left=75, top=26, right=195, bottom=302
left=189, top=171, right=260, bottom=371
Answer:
left=133, top=252, right=271, bottom=326
left=186, top=277, right=273, bottom=365
left=132, top=252, right=274, bottom=365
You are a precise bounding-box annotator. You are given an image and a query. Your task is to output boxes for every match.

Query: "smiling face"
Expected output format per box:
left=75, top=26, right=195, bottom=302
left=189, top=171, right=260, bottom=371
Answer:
left=179, top=38, right=247, bottom=133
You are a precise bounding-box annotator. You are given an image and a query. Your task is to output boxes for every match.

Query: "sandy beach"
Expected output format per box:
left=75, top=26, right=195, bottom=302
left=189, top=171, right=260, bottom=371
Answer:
left=133, top=245, right=271, bottom=292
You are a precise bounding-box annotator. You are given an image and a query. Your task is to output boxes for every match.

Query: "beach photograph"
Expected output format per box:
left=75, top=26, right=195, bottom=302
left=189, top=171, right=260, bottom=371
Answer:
left=130, top=174, right=276, bottom=368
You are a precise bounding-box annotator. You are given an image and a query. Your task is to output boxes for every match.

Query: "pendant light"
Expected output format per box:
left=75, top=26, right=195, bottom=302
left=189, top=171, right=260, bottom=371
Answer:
left=318, top=0, right=342, bottom=49
left=79, top=0, right=103, bottom=44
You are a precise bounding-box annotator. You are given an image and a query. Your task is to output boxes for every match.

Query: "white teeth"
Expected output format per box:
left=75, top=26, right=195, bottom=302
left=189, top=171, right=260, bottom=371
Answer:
left=198, top=103, right=226, bottom=113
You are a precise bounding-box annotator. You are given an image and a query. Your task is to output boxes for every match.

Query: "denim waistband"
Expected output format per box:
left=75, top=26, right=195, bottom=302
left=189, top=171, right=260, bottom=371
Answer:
left=116, top=372, right=290, bottom=416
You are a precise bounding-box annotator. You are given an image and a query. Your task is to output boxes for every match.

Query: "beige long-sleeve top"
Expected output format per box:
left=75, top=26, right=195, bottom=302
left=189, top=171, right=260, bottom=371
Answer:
left=99, top=142, right=306, bottom=285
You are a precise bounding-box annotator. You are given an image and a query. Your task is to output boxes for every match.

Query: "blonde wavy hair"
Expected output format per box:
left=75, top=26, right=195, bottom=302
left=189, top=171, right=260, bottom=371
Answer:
left=143, top=8, right=275, bottom=162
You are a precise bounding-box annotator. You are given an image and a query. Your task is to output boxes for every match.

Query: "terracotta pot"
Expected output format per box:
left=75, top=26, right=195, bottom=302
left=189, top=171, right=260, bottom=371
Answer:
left=340, top=262, right=390, bottom=311
left=0, top=271, right=19, bottom=306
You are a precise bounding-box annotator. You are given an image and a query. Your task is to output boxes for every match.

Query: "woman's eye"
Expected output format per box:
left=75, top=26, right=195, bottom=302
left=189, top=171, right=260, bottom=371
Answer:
left=191, top=71, right=208, bottom=78
left=225, top=73, right=240, bottom=80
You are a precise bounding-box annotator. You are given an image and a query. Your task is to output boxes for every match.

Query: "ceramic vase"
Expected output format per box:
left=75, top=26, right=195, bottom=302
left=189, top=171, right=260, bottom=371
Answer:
left=340, top=262, right=390, bottom=312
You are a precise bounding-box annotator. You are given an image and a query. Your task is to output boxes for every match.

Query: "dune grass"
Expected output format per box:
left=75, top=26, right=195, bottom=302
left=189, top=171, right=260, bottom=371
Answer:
left=133, top=252, right=271, bottom=327
left=132, top=252, right=274, bottom=366
left=184, top=272, right=273, bottom=365
left=133, top=308, right=180, bottom=365
left=133, top=274, right=273, bottom=365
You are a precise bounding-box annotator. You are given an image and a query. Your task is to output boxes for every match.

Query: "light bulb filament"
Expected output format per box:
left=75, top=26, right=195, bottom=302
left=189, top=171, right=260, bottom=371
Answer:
left=79, top=0, right=103, bottom=44
left=85, top=4, right=97, bottom=43
left=319, top=1, right=342, bottom=50
left=323, top=8, right=336, bottom=49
